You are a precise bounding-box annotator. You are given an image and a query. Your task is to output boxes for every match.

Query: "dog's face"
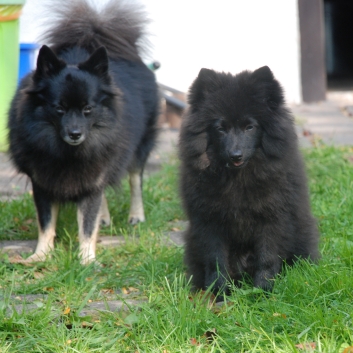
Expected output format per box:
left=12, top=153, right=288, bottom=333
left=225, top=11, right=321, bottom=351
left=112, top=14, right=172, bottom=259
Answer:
left=27, top=45, right=119, bottom=147
left=184, top=66, right=286, bottom=170
left=209, top=116, right=262, bottom=169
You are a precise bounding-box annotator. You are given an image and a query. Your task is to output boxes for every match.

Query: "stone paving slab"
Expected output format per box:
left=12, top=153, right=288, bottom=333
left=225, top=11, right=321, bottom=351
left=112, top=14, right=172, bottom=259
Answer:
left=3, top=293, right=145, bottom=317
left=0, top=232, right=186, bottom=258
left=291, top=100, right=353, bottom=146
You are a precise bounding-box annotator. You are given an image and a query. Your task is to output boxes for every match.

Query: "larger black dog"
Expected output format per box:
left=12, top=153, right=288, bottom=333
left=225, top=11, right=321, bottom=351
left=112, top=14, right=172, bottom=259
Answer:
left=8, top=0, right=159, bottom=264
left=179, top=66, right=319, bottom=295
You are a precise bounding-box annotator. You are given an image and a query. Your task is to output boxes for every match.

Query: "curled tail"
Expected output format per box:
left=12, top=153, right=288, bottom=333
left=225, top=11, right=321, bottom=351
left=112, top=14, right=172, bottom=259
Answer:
left=40, top=0, right=149, bottom=61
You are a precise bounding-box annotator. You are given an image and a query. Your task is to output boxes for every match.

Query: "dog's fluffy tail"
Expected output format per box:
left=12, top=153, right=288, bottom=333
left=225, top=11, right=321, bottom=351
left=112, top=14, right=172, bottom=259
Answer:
left=40, top=0, right=149, bottom=61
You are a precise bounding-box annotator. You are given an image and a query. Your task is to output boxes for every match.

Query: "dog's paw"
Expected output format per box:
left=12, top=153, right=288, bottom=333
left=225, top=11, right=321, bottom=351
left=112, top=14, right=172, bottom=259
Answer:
left=128, top=215, right=145, bottom=225
left=11, top=252, right=49, bottom=264
left=80, top=256, right=102, bottom=268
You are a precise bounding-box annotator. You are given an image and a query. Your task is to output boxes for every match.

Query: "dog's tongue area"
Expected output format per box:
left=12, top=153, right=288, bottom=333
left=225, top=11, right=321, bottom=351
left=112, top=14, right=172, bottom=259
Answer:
left=233, top=161, right=244, bottom=167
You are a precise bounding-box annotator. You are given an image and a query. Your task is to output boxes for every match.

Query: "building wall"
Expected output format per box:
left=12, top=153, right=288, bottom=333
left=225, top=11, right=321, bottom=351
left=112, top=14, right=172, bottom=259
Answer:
left=20, top=0, right=302, bottom=103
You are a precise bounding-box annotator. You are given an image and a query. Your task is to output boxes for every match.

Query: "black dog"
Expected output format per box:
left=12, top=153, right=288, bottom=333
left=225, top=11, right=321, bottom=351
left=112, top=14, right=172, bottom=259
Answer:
left=179, top=66, right=319, bottom=295
left=8, top=0, right=159, bottom=264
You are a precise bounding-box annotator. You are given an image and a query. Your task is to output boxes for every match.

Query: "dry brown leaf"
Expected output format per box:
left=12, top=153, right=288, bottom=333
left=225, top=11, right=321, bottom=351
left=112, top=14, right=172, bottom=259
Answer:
left=190, top=338, right=200, bottom=346
left=33, top=272, right=45, bottom=279
left=342, top=347, right=353, bottom=353
left=63, top=307, right=71, bottom=315
left=101, top=288, right=114, bottom=294
left=128, top=287, right=139, bottom=293
left=43, top=287, right=54, bottom=292
left=81, top=321, right=93, bottom=329
left=189, top=290, right=216, bottom=308
left=273, top=312, right=287, bottom=319
left=295, top=342, right=316, bottom=350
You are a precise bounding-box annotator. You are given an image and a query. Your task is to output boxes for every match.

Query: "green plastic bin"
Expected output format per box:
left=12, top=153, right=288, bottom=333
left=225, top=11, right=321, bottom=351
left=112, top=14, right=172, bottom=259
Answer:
left=0, top=0, right=26, bottom=151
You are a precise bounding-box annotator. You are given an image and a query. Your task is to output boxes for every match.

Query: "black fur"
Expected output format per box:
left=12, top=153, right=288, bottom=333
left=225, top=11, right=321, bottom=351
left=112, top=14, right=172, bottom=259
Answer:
left=179, top=66, right=320, bottom=295
left=8, top=1, right=158, bottom=248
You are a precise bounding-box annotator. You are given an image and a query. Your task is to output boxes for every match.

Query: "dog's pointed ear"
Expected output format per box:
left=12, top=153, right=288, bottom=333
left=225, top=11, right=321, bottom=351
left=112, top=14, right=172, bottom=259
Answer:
left=78, top=46, right=109, bottom=76
left=188, top=68, right=223, bottom=108
left=252, top=66, right=284, bottom=108
left=252, top=66, right=274, bottom=82
left=34, top=45, right=66, bottom=79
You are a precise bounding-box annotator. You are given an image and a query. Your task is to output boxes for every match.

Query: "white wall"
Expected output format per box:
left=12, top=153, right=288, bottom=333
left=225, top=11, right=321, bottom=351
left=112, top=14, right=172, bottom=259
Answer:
left=20, top=0, right=302, bottom=103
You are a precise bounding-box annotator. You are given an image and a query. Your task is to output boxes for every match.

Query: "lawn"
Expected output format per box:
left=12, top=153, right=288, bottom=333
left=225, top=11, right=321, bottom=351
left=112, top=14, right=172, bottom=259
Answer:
left=0, top=145, right=353, bottom=352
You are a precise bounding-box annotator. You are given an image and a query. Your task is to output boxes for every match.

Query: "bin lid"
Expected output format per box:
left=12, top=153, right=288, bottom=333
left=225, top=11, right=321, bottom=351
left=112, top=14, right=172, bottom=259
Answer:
left=20, top=43, right=39, bottom=50
left=0, top=1, right=26, bottom=4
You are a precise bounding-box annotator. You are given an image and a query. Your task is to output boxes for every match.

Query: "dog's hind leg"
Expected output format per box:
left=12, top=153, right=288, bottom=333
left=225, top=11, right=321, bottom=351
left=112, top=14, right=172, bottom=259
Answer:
left=77, top=191, right=103, bottom=265
left=100, top=193, right=110, bottom=226
left=25, top=183, right=59, bottom=262
left=128, top=170, right=145, bottom=225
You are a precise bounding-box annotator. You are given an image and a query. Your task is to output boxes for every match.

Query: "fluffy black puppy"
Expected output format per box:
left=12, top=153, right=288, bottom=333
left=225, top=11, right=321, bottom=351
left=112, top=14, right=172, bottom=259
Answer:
left=179, top=66, right=319, bottom=295
left=8, top=0, right=159, bottom=264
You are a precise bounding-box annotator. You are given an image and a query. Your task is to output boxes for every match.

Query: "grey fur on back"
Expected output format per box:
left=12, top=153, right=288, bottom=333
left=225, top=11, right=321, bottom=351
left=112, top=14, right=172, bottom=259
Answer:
left=40, top=0, right=149, bottom=61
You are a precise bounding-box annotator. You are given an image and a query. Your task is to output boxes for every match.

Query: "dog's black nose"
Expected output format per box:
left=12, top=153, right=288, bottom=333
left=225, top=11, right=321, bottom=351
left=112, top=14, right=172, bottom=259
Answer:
left=68, top=130, right=82, bottom=141
left=229, top=151, right=243, bottom=162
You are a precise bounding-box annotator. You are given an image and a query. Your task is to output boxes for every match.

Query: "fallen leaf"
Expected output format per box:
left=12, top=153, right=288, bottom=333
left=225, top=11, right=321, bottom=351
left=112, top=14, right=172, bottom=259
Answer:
left=189, top=290, right=216, bottom=308
left=63, top=307, right=71, bottom=315
left=342, top=347, right=353, bottom=353
left=81, top=321, right=93, bottom=329
left=295, top=342, right=316, bottom=350
left=273, top=312, right=287, bottom=319
left=43, top=287, right=54, bottom=292
left=128, top=287, right=139, bottom=293
left=190, top=338, right=200, bottom=346
left=33, top=272, right=45, bottom=279
left=101, top=288, right=114, bottom=295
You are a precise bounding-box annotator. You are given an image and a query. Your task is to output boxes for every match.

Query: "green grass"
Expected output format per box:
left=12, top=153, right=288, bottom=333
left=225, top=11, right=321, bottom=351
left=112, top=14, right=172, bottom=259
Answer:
left=1, top=146, right=353, bottom=352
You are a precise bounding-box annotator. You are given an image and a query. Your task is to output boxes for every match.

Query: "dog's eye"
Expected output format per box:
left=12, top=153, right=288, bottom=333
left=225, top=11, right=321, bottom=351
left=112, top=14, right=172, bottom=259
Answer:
left=245, top=125, right=254, bottom=131
left=217, top=127, right=225, bottom=133
left=83, top=105, right=92, bottom=115
left=55, top=106, right=65, bottom=115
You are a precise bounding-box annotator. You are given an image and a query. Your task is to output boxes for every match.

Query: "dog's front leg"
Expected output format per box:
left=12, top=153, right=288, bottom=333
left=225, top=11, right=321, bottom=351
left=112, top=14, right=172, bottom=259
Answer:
left=27, top=182, right=59, bottom=262
left=128, top=170, right=145, bottom=225
left=77, top=191, right=103, bottom=265
left=253, top=226, right=282, bottom=291
left=185, top=223, right=229, bottom=296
